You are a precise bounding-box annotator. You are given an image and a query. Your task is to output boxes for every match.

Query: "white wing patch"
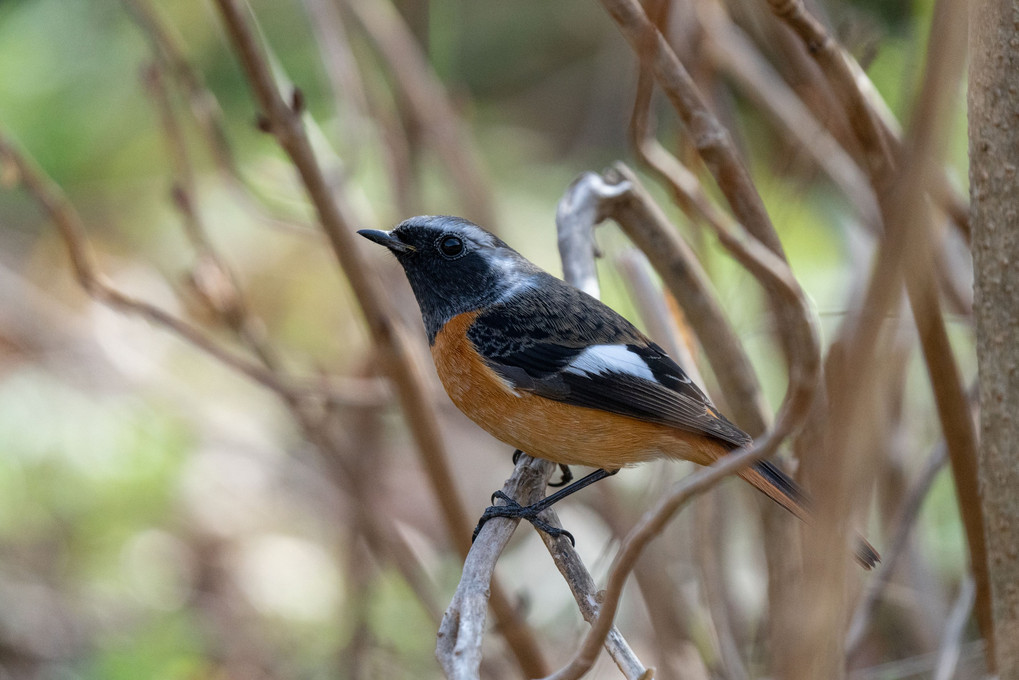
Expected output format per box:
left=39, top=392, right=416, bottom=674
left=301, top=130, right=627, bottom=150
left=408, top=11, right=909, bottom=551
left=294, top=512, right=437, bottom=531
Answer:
left=564, top=344, right=657, bottom=382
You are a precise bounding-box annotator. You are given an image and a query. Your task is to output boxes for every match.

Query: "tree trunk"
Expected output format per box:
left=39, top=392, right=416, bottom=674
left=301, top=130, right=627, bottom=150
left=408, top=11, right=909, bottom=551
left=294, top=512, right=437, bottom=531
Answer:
left=970, top=1, right=1019, bottom=676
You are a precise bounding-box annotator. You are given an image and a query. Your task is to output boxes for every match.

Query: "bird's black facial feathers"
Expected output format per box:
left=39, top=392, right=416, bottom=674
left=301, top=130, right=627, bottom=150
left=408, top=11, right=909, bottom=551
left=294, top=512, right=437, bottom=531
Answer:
left=362, top=216, right=539, bottom=343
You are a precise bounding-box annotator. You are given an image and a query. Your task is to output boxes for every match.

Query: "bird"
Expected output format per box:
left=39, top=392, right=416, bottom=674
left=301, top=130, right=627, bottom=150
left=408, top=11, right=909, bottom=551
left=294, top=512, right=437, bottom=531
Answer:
left=359, top=215, right=878, bottom=568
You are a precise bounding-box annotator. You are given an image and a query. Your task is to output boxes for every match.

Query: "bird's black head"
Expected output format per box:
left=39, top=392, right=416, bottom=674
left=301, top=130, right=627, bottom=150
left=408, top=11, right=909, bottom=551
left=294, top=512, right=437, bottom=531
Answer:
left=358, top=216, right=542, bottom=342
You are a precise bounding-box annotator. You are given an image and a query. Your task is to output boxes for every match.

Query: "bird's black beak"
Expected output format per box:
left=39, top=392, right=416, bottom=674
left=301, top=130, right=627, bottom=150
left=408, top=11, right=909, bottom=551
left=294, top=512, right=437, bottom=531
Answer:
left=357, top=229, right=415, bottom=253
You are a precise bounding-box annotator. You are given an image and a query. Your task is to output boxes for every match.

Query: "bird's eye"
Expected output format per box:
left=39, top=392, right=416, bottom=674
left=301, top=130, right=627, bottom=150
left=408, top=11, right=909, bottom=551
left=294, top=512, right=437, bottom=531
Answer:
left=438, top=235, right=465, bottom=258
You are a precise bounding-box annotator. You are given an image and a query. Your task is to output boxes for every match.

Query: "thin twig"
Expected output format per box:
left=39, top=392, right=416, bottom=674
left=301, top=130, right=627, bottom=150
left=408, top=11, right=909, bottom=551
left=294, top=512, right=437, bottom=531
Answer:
left=301, top=0, right=373, bottom=166
left=845, top=441, right=949, bottom=653
left=696, top=5, right=880, bottom=229
left=773, top=1, right=974, bottom=675
left=344, top=0, right=496, bottom=227
left=208, top=1, right=548, bottom=675
left=605, top=163, right=769, bottom=434
left=932, top=577, right=976, bottom=680
left=601, top=0, right=786, bottom=259
left=0, top=131, right=302, bottom=398
left=541, top=158, right=822, bottom=680
left=1, top=125, right=452, bottom=661
left=760, top=0, right=893, bottom=178
left=847, top=641, right=986, bottom=680
left=436, top=457, right=557, bottom=680
left=122, top=0, right=315, bottom=235
left=694, top=492, right=750, bottom=680
left=763, top=0, right=989, bottom=666
left=141, top=58, right=283, bottom=371
left=534, top=483, right=652, bottom=680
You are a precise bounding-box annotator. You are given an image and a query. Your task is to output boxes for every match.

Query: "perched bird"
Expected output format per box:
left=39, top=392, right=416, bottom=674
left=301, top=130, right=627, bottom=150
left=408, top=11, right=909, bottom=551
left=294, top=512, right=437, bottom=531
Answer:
left=359, top=215, right=877, bottom=568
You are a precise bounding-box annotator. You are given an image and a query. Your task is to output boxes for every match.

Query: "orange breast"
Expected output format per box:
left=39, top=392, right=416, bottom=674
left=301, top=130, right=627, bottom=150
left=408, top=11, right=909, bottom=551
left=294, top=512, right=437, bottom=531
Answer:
left=431, top=311, right=728, bottom=469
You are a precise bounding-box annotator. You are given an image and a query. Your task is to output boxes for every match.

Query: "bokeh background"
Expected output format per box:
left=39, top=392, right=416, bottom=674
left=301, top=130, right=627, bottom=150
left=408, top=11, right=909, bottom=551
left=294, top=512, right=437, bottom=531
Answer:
left=0, top=0, right=976, bottom=678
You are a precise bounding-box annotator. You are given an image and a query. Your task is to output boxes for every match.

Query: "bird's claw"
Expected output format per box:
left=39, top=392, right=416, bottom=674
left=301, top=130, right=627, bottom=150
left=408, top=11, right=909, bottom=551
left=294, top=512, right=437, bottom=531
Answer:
left=471, top=492, right=576, bottom=546
left=548, top=464, right=573, bottom=488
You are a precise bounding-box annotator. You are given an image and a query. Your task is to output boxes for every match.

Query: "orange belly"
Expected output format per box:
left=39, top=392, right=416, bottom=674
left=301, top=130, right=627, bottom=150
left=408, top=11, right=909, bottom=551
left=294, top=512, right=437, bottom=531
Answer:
left=431, top=311, right=728, bottom=469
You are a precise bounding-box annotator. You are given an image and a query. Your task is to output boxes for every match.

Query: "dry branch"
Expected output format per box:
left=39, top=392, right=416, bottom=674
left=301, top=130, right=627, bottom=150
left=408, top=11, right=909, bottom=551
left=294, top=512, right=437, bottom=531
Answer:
left=344, top=0, right=496, bottom=227
left=932, top=578, right=976, bottom=680
left=845, top=441, right=948, bottom=654
left=207, top=1, right=548, bottom=674
left=601, top=0, right=785, bottom=259
left=436, top=457, right=557, bottom=680
left=0, top=121, right=447, bottom=667
left=438, top=174, right=653, bottom=679
left=541, top=155, right=822, bottom=679
left=765, top=0, right=976, bottom=675
left=301, top=0, right=373, bottom=165
left=696, top=6, right=880, bottom=229
left=605, top=163, right=769, bottom=435
left=762, top=0, right=988, bottom=665
left=0, top=131, right=298, bottom=398
left=123, top=0, right=311, bottom=234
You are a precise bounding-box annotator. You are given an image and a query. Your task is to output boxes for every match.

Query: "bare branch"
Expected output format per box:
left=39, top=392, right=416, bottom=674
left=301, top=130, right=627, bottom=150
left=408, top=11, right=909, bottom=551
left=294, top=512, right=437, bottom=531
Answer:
left=932, top=578, right=976, bottom=680
left=601, top=0, right=785, bottom=259
left=0, top=130, right=300, bottom=398
left=555, top=172, right=631, bottom=298
left=534, top=485, right=651, bottom=680
left=541, top=160, right=822, bottom=678
left=123, top=0, right=316, bottom=237
left=696, top=5, right=880, bottom=229
left=773, top=0, right=978, bottom=674
left=605, top=163, right=769, bottom=434
left=301, top=0, right=373, bottom=164
left=694, top=493, right=750, bottom=680
left=436, top=457, right=556, bottom=680
left=208, top=1, right=548, bottom=674
left=759, top=0, right=893, bottom=178
left=0, top=125, right=448, bottom=662
left=845, top=441, right=949, bottom=654
left=344, top=0, right=496, bottom=227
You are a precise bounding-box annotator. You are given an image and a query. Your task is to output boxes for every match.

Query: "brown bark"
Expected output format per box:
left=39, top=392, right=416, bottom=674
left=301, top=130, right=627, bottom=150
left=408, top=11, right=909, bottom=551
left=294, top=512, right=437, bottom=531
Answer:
left=970, top=1, right=1019, bottom=676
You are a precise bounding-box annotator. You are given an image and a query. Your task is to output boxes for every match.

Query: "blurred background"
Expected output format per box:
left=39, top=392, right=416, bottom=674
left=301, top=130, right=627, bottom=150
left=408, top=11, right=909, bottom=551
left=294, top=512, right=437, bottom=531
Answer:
left=0, top=0, right=975, bottom=678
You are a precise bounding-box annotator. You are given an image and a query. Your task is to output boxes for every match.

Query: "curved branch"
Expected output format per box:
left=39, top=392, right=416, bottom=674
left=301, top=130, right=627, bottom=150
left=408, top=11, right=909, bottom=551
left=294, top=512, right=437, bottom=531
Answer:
left=601, top=0, right=785, bottom=259
left=208, top=1, right=548, bottom=675
left=542, top=172, right=821, bottom=680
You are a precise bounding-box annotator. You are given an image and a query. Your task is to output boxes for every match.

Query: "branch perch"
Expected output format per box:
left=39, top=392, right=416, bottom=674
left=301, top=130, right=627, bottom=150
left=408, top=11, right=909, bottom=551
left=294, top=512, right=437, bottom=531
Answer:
left=209, top=0, right=549, bottom=674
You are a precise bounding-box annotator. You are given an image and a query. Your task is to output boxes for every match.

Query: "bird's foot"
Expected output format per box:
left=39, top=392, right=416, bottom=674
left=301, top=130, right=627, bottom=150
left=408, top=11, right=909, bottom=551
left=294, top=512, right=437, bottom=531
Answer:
left=471, top=490, right=576, bottom=546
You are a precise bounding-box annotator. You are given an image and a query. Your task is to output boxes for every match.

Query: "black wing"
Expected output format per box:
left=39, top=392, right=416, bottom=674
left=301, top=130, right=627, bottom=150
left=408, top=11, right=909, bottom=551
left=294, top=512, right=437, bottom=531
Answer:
left=467, top=279, right=751, bottom=448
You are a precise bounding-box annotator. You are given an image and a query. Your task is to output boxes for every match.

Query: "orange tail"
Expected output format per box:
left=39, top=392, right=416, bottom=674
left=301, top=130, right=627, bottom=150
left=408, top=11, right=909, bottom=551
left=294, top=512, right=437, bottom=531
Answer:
left=738, top=460, right=880, bottom=570
left=738, top=460, right=810, bottom=521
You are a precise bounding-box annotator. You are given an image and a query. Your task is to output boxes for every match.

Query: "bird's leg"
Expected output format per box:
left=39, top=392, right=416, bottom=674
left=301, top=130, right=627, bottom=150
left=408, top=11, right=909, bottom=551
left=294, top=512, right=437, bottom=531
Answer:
left=472, top=468, right=618, bottom=546
left=511, top=449, right=573, bottom=487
